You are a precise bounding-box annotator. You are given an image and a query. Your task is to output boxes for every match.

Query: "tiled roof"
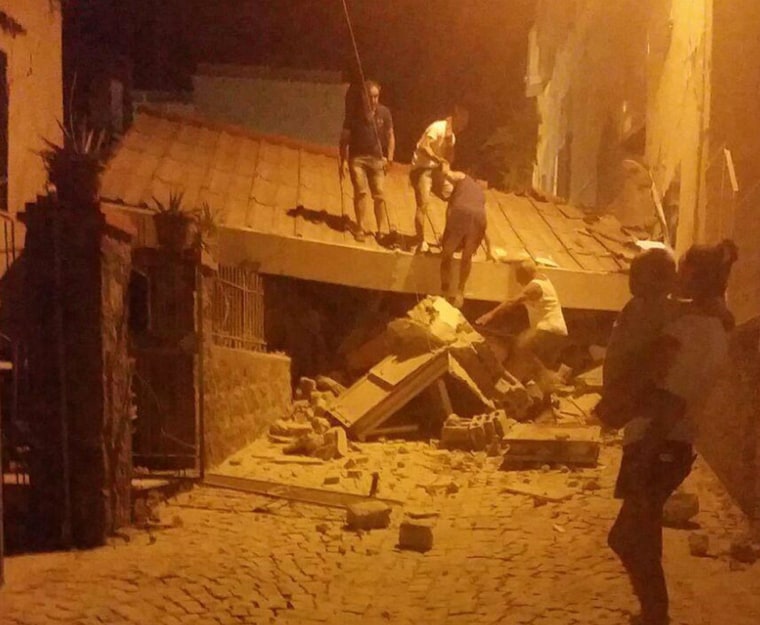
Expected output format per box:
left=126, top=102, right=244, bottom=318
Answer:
left=102, top=108, right=640, bottom=276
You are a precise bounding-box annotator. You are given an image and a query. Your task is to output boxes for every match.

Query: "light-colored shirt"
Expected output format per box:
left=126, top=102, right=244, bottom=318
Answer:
left=524, top=277, right=568, bottom=336
left=623, top=312, right=728, bottom=445
left=411, top=119, right=454, bottom=170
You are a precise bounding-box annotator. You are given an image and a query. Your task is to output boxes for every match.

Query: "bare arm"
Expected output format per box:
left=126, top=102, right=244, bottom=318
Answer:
left=386, top=127, right=396, bottom=164
left=475, top=282, right=542, bottom=325
left=339, top=128, right=350, bottom=175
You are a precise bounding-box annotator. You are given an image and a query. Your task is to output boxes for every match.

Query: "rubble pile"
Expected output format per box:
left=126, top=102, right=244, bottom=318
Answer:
left=268, top=375, right=351, bottom=460
left=267, top=296, right=537, bottom=451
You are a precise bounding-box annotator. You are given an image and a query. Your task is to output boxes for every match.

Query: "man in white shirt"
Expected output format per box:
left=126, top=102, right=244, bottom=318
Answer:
left=409, top=105, right=469, bottom=254
left=475, top=259, right=567, bottom=393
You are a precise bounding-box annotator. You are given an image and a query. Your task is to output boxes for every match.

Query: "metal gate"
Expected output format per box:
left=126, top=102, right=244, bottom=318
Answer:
left=131, top=250, right=202, bottom=475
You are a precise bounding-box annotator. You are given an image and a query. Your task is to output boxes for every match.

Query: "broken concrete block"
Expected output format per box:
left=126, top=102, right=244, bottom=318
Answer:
left=386, top=318, right=453, bottom=357
left=316, top=375, right=346, bottom=397
left=313, top=444, right=338, bottom=460
left=663, top=492, right=699, bottom=527
left=689, top=532, right=710, bottom=557
left=490, top=409, right=515, bottom=439
left=500, top=424, right=601, bottom=468
left=481, top=413, right=496, bottom=442
left=283, top=433, right=324, bottom=456
left=311, top=416, right=331, bottom=435
left=399, top=518, right=435, bottom=552
left=324, top=427, right=349, bottom=458
left=299, top=377, right=317, bottom=398
left=729, top=535, right=759, bottom=564
left=346, top=501, right=391, bottom=531
left=270, top=419, right=315, bottom=438
left=468, top=417, right=487, bottom=451
left=440, top=415, right=471, bottom=450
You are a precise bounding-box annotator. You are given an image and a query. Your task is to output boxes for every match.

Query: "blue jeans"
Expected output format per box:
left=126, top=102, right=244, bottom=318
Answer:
left=349, top=155, right=392, bottom=233
left=409, top=167, right=453, bottom=243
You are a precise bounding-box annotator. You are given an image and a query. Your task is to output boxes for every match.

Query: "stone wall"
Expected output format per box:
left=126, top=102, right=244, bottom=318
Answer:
left=22, top=201, right=135, bottom=549
left=203, top=346, right=291, bottom=468
left=696, top=321, right=760, bottom=525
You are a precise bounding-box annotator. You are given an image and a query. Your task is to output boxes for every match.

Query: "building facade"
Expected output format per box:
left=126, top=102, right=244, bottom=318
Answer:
left=531, top=0, right=759, bottom=323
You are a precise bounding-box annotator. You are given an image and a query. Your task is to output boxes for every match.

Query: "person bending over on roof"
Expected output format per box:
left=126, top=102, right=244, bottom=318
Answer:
left=339, top=79, right=396, bottom=243
left=440, top=167, right=493, bottom=309
left=409, top=104, right=469, bottom=254
left=475, top=259, right=567, bottom=394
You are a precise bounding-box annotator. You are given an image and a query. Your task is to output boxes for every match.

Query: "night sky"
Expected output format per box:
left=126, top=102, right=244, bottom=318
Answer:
left=67, top=0, right=536, bottom=180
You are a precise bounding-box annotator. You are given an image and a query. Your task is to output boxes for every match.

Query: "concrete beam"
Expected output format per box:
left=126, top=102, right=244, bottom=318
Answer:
left=219, top=227, right=630, bottom=311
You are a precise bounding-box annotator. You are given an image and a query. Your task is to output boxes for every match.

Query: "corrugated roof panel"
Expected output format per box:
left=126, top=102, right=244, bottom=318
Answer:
left=495, top=194, right=580, bottom=269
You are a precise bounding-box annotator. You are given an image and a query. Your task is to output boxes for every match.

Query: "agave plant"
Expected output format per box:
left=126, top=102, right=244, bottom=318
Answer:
left=196, top=201, right=225, bottom=252
left=150, top=190, right=198, bottom=253
left=41, top=121, right=109, bottom=208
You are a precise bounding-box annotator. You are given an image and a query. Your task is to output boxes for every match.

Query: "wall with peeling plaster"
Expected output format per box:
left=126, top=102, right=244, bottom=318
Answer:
left=0, top=1, right=62, bottom=219
left=706, top=1, right=760, bottom=325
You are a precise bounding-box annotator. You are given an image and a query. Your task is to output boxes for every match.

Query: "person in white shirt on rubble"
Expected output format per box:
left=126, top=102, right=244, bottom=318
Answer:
left=475, top=258, right=568, bottom=394
left=409, top=104, right=469, bottom=254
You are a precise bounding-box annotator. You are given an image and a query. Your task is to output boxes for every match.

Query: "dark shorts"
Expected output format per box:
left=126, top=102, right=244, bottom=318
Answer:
left=441, top=209, right=486, bottom=256
left=614, top=440, right=695, bottom=500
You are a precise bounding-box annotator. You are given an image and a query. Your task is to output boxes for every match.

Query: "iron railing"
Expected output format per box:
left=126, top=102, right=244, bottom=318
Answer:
left=211, top=264, right=266, bottom=352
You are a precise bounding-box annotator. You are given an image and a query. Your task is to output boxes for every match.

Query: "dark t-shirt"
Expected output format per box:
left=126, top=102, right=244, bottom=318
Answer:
left=448, top=176, right=486, bottom=225
left=343, top=104, right=393, bottom=159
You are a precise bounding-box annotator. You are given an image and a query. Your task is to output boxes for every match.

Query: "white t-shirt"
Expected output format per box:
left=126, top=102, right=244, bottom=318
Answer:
left=411, top=119, right=455, bottom=170
left=524, top=277, right=568, bottom=336
left=623, top=312, right=728, bottom=445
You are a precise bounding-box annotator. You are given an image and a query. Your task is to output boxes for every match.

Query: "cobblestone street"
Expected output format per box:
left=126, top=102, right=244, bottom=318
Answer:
left=3, top=442, right=759, bottom=625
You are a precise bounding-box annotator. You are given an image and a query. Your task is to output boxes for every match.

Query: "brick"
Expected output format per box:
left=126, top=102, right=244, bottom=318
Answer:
left=346, top=501, right=392, bottom=530
left=398, top=518, right=434, bottom=552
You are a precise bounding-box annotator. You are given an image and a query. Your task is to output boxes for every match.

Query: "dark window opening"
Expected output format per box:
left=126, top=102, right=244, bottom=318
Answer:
left=128, top=269, right=151, bottom=334
left=0, top=51, right=8, bottom=212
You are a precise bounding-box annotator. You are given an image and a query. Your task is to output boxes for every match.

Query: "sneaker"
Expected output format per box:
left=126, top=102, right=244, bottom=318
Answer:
left=353, top=229, right=367, bottom=242
left=415, top=241, right=430, bottom=254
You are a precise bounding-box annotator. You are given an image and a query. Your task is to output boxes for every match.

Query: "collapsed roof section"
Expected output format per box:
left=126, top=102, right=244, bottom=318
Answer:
left=101, top=108, right=640, bottom=310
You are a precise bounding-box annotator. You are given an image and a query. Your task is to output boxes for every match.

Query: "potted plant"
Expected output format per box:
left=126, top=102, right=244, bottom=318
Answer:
left=41, top=122, right=108, bottom=208
left=196, top=202, right=224, bottom=257
left=151, top=191, right=197, bottom=253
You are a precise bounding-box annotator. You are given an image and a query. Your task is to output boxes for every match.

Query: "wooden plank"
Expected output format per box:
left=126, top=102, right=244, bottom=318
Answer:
left=498, top=194, right=583, bottom=270
left=204, top=474, right=402, bottom=508
left=484, top=189, right=528, bottom=258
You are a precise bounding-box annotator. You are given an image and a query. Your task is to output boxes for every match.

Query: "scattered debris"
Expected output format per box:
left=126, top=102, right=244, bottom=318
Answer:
left=204, top=473, right=402, bottom=509
left=688, top=532, right=710, bottom=557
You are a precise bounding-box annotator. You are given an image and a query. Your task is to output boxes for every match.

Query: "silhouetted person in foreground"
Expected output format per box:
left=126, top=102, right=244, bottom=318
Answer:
left=607, top=239, right=737, bottom=625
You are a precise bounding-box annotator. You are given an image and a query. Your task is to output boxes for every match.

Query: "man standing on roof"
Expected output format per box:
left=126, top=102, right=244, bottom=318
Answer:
left=339, top=79, right=396, bottom=242
left=409, top=104, right=469, bottom=254
left=440, top=167, right=493, bottom=308
left=476, top=259, right=567, bottom=394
